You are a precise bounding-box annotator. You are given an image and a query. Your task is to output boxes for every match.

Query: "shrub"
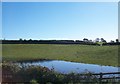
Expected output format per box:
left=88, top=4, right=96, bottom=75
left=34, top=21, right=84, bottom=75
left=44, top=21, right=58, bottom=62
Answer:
left=30, top=79, right=39, bottom=84
left=2, top=62, right=120, bottom=84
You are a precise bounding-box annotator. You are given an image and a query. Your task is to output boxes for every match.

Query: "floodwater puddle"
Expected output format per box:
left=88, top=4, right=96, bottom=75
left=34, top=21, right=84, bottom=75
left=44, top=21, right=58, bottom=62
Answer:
left=17, top=60, right=119, bottom=74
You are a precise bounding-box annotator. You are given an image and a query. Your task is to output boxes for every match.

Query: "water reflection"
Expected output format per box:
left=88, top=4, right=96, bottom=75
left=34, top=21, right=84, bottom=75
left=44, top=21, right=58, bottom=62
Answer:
left=18, top=60, right=118, bottom=74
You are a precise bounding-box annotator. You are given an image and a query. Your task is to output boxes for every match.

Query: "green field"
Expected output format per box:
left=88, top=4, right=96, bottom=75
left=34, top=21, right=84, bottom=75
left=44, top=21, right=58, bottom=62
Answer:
left=2, top=44, right=119, bottom=66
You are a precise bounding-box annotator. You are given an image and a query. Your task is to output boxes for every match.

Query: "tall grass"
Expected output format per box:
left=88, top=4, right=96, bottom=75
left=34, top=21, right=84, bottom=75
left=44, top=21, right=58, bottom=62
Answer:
left=2, top=63, right=119, bottom=84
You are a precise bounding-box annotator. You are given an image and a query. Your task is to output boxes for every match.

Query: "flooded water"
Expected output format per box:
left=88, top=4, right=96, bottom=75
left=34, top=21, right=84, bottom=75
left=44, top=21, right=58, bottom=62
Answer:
left=18, top=60, right=119, bottom=74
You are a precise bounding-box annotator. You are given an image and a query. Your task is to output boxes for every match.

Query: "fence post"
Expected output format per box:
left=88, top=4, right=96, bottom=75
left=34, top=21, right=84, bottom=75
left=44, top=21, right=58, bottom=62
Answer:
left=99, top=73, right=103, bottom=84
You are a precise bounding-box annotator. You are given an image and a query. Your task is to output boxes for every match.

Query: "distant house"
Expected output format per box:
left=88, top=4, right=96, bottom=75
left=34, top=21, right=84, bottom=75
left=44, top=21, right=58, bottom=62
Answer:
left=83, top=38, right=89, bottom=42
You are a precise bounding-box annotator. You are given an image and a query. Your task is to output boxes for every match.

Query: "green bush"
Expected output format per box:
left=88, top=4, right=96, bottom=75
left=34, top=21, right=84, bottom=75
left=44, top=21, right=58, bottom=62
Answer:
left=2, top=62, right=120, bottom=84
left=30, top=79, right=39, bottom=84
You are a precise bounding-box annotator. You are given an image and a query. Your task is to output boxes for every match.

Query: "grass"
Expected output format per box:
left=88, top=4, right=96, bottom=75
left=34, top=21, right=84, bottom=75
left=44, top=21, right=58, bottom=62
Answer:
left=2, top=62, right=119, bottom=84
left=2, top=44, right=119, bottom=66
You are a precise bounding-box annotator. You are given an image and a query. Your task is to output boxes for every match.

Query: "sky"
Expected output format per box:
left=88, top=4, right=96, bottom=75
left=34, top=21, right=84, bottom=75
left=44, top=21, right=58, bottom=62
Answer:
left=2, top=2, right=118, bottom=42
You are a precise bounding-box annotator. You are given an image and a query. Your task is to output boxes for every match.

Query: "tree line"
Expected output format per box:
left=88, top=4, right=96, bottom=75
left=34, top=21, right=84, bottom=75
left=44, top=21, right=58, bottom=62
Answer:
left=1, top=38, right=120, bottom=45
